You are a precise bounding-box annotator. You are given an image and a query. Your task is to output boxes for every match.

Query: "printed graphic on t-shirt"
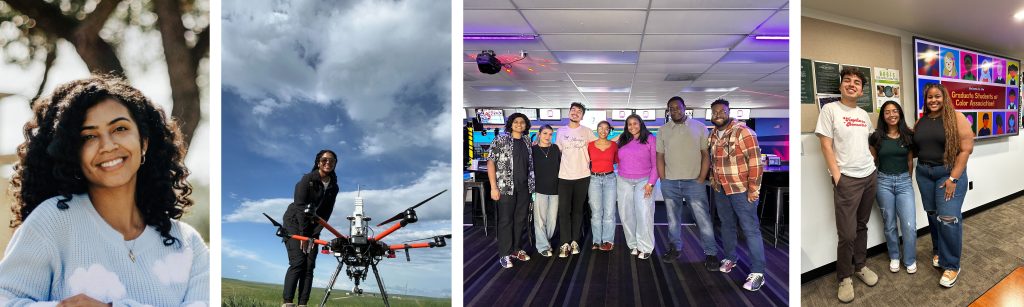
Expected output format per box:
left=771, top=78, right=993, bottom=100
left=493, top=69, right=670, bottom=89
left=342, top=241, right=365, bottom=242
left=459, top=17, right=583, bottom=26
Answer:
left=842, top=116, right=868, bottom=128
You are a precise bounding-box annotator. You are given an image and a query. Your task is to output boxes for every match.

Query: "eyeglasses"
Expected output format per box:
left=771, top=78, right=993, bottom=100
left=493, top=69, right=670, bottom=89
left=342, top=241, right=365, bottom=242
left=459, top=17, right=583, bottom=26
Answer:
left=319, top=158, right=337, bottom=164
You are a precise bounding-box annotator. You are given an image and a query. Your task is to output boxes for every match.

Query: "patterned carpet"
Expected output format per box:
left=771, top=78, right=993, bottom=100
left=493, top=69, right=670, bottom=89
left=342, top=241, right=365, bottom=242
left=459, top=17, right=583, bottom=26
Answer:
left=800, top=196, right=1024, bottom=306
left=463, top=224, right=789, bottom=307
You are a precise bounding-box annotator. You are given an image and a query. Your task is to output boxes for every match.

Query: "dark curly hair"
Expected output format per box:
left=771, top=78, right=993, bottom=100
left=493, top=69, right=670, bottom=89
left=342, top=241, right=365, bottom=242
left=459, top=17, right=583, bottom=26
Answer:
left=9, top=75, right=193, bottom=247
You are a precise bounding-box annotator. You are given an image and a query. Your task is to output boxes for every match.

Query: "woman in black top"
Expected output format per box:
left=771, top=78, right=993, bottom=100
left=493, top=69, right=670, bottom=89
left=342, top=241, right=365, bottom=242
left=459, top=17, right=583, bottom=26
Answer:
left=282, top=150, right=340, bottom=306
left=532, top=125, right=561, bottom=257
left=487, top=113, right=535, bottom=268
left=868, top=101, right=917, bottom=274
left=912, top=83, right=973, bottom=288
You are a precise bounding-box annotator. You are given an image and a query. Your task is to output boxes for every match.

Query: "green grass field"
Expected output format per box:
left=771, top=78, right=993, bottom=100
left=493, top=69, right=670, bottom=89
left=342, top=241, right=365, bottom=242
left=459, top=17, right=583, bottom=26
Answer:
left=222, top=278, right=450, bottom=307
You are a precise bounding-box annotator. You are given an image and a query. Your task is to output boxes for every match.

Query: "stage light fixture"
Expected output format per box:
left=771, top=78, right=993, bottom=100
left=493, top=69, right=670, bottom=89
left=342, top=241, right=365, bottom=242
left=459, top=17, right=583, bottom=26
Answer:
left=477, top=50, right=502, bottom=74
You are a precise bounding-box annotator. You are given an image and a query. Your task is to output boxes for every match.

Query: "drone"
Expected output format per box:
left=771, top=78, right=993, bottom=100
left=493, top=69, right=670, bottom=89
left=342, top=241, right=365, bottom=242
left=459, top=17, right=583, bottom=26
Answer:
left=263, top=189, right=450, bottom=307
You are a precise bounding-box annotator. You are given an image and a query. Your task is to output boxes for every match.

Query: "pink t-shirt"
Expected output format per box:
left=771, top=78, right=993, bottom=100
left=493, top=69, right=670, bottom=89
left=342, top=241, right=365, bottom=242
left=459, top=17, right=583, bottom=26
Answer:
left=556, top=125, right=597, bottom=180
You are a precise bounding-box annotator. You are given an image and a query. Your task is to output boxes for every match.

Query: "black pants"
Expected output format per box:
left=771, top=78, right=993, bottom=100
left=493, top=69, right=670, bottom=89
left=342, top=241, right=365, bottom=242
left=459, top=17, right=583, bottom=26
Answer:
left=283, top=238, right=319, bottom=304
left=497, top=184, right=531, bottom=256
left=558, top=177, right=590, bottom=245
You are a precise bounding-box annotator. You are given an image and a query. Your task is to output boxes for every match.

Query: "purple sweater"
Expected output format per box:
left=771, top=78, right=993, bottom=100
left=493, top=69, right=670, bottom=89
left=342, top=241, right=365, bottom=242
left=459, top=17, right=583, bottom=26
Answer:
left=617, top=136, right=658, bottom=185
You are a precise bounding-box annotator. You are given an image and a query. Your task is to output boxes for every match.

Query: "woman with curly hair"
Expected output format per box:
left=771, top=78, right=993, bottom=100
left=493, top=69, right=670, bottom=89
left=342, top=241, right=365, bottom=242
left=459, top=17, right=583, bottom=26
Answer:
left=0, top=76, right=208, bottom=306
left=280, top=149, right=339, bottom=307
left=487, top=113, right=534, bottom=268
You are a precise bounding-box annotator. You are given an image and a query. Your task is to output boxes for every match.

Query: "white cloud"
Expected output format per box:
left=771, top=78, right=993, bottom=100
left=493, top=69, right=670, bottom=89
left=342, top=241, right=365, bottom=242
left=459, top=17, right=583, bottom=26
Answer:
left=224, top=162, right=452, bottom=224
left=67, top=264, right=127, bottom=303
left=221, top=238, right=287, bottom=271
left=151, top=248, right=193, bottom=285
left=222, top=0, right=451, bottom=157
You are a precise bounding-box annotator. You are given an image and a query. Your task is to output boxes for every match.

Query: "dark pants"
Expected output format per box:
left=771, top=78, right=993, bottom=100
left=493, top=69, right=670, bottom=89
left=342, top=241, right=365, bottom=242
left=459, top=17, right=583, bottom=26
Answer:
left=283, top=238, right=319, bottom=304
left=497, top=184, right=531, bottom=256
left=833, top=171, right=877, bottom=280
left=558, top=177, right=590, bottom=245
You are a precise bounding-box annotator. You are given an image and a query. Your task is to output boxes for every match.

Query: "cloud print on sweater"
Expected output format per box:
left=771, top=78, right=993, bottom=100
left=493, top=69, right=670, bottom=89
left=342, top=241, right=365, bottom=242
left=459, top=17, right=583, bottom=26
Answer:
left=67, top=264, right=126, bottom=302
left=152, top=248, right=194, bottom=285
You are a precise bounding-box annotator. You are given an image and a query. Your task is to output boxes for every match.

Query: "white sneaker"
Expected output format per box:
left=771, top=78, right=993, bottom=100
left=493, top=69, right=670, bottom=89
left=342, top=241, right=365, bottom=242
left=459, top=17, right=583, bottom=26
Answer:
left=889, top=259, right=899, bottom=273
left=906, top=262, right=917, bottom=274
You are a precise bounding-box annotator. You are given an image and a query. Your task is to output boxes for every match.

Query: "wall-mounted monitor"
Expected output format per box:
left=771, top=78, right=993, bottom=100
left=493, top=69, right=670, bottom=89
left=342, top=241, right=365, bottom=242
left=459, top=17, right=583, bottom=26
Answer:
left=730, top=108, right=751, bottom=120
left=476, top=109, right=505, bottom=125
left=539, top=108, right=561, bottom=120
left=914, top=37, right=1020, bottom=139
left=511, top=108, right=538, bottom=120
left=637, top=109, right=657, bottom=121
left=611, top=109, right=631, bottom=120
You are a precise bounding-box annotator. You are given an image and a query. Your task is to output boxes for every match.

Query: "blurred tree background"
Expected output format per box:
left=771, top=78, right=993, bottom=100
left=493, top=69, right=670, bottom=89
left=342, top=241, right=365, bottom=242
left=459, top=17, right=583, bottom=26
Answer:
left=0, top=0, right=210, bottom=247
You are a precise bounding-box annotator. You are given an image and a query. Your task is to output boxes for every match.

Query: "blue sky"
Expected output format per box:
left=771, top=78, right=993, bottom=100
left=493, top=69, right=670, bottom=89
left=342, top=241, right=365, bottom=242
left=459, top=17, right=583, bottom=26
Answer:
left=220, top=0, right=451, bottom=297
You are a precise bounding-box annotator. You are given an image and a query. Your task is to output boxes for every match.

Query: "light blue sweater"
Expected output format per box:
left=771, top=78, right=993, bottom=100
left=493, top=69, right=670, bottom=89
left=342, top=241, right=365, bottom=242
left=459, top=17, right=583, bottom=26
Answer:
left=0, top=194, right=208, bottom=307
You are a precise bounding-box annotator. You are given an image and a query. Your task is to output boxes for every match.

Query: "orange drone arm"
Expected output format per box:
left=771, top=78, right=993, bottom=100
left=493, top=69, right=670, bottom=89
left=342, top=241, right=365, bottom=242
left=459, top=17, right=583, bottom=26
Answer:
left=388, top=242, right=433, bottom=250
left=318, top=217, right=347, bottom=239
left=374, top=222, right=403, bottom=241
left=290, top=235, right=330, bottom=246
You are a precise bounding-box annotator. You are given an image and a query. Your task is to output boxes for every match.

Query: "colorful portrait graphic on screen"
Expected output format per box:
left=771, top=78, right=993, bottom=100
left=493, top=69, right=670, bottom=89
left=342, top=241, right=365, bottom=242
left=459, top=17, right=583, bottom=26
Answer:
left=964, top=112, right=977, bottom=135
left=1009, top=61, right=1019, bottom=86
left=978, top=112, right=992, bottom=136
left=941, top=48, right=960, bottom=78
left=993, top=58, right=1007, bottom=84
left=917, top=79, right=940, bottom=111
left=917, top=42, right=941, bottom=77
left=1009, top=112, right=1018, bottom=133
left=1009, top=88, right=1019, bottom=109
left=978, top=56, right=994, bottom=83
left=961, top=52, right=978, bottom=81
left=995, top=112, right=1005, bottom=135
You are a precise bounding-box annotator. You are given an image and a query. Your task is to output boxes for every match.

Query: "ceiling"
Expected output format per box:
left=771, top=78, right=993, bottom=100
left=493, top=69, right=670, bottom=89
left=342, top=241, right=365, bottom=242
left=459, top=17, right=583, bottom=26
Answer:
left=463, top=0, right=790, bottom=110
left=805, top=0, right=1024, bottom=60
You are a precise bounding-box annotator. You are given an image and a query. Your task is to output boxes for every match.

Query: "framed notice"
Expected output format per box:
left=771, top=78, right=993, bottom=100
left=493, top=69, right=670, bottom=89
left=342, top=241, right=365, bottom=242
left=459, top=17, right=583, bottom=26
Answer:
left=801, top=58, right=814, bottom=104
left=874, top=68, right=901, bottom=112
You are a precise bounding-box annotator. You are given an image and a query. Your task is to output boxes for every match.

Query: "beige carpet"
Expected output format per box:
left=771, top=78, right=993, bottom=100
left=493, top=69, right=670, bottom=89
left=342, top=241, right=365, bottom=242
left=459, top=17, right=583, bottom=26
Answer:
left=801, top=195, right=1024, bottom=306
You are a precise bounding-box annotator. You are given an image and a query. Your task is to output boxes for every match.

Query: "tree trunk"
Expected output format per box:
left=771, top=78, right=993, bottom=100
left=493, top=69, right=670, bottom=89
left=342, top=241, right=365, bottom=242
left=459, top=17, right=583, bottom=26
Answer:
left=153, top=0, right=201, bottom=148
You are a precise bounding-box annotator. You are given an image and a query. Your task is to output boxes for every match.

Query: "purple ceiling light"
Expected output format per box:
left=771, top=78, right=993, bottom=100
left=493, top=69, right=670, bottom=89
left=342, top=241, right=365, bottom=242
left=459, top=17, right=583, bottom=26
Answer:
left=753, top=35, right=789, bottom=40
left=464, top=34, right=538, bottom=40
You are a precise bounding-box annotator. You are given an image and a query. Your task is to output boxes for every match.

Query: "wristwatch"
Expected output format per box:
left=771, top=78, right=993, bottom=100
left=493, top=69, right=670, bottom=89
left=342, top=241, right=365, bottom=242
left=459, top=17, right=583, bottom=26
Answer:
left=948, top=177, right=959, bottom=184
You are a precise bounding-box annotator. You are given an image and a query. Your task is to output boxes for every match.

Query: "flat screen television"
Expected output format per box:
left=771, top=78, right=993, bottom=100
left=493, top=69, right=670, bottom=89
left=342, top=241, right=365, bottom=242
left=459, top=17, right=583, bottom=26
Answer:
left=476, top=109, right=505, bottom=125
left=611, top=109, right=631, bottom=120
left=539, top=108, right=561, bottom=120
left=914, top=37, right=1020, bottom=139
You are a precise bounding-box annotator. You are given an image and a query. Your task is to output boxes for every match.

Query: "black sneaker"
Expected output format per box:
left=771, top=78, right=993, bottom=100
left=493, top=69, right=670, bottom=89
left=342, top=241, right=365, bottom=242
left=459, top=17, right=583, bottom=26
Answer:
left=660, top=248, right=679, bottom=263
left=704, top=255, right=719, bottom=271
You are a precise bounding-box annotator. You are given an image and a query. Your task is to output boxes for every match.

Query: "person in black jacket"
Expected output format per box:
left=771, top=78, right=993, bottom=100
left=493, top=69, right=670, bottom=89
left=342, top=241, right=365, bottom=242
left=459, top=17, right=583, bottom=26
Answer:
left=281, top=150, right=340, bottom=307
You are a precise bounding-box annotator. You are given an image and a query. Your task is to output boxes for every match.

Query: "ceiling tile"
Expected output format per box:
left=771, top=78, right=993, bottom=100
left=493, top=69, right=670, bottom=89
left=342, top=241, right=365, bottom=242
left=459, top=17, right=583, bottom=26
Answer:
left=524, top=10, right=648, bottom=34
left=645, top=10, right=776, bottom=34
left=542, top=34, right=643, bottom=51
left=464, top=10, right=534, bottom=33
left=642, top=35, right=745, bottom=51
left=638, top=51, right=727, bottom=64
left=651, top=0, right=789, bottom=9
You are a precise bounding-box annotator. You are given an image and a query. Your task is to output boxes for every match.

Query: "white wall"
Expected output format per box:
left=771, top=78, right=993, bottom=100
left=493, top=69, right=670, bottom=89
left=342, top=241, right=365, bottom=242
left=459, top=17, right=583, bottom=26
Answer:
left=800, top=9, right=1024, bottom=273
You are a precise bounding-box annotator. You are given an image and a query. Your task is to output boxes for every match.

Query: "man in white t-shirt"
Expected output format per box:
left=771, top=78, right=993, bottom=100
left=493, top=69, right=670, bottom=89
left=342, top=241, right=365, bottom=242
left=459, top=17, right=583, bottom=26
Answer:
left=815, top=67, right=879, bottom=303
left=555, top=102, right=597, bottom=257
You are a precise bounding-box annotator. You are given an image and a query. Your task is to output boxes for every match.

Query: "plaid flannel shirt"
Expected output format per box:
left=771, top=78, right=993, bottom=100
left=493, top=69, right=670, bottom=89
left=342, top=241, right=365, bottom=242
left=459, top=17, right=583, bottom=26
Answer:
left=709, top=121, right=763, bottom=195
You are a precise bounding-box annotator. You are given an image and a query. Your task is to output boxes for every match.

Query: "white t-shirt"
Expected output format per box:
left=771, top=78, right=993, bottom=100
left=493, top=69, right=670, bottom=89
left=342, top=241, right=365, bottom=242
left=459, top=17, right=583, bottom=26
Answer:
left=556, top=125, right=597, bottom=180
left=815, top=102, right=876, bottom=178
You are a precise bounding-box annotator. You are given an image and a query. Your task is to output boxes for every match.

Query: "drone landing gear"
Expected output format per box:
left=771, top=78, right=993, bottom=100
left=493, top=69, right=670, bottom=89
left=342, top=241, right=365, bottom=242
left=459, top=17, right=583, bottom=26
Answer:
left=319, top=259, right=390, bottom=307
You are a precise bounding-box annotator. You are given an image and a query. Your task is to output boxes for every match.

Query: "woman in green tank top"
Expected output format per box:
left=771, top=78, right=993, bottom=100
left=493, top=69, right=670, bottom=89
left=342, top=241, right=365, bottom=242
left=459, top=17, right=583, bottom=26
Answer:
left=869, top=101, right=918, bottom=275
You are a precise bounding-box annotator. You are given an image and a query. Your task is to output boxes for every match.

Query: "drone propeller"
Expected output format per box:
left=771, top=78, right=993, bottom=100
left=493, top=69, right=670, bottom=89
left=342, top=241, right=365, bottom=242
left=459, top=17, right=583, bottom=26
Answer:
left=375, top=190, right=447, bottom=227
left=400, top=234, right=452, bottom=243
left=263, top=213, right=288, bottom=238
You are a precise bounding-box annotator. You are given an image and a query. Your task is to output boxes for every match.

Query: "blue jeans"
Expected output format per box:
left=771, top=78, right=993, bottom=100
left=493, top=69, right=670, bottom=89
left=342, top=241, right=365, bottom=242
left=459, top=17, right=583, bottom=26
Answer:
left=876, top=171, right=917, bottom=266
left=617, top=176, right=655, bottom=253
left=713, top=189, right=765, bottom=273
left=589, top=174, right=617, bottom=245
left=661, top=179, right=716, bottom=256
left=534, top=193, right=559, bottom=252
left=915, top=164, right=967, bottom=270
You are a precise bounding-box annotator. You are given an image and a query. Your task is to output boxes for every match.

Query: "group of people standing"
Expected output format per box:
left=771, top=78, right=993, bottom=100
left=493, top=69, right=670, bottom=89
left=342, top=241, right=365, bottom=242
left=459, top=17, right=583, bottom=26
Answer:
left=816, top=67, right=972, bottom=303
left=486, top=97, right=768, bottom=291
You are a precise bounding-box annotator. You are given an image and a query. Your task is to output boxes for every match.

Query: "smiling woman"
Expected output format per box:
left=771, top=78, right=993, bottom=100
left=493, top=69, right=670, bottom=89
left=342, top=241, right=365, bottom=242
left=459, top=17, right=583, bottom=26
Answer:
left=1, top=76, right=209, bottom=306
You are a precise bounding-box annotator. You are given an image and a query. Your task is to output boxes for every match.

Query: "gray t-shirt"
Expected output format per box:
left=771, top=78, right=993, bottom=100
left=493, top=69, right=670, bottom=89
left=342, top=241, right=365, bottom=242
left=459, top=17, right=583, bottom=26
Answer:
left=814, top=102, right=876, bottom=178
left=656, top=117, right=709, bottom=180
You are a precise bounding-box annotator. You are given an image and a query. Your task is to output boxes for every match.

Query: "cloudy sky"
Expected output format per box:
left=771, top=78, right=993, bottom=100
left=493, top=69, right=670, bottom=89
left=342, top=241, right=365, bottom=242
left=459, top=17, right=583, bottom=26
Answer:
left=220, top=0, right=452, bottom=297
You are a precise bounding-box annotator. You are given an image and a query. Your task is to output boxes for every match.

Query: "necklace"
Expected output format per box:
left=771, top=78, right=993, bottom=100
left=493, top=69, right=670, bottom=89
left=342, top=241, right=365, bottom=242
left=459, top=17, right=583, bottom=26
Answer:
left=539, top=145, right=551, bottom=158
left=126, top=239, right=137, bottom=262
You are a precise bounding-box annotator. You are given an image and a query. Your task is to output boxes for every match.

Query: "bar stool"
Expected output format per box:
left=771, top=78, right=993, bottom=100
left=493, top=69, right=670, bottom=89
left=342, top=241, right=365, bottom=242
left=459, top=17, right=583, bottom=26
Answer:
left=464, top=181, right=489, bottom=235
